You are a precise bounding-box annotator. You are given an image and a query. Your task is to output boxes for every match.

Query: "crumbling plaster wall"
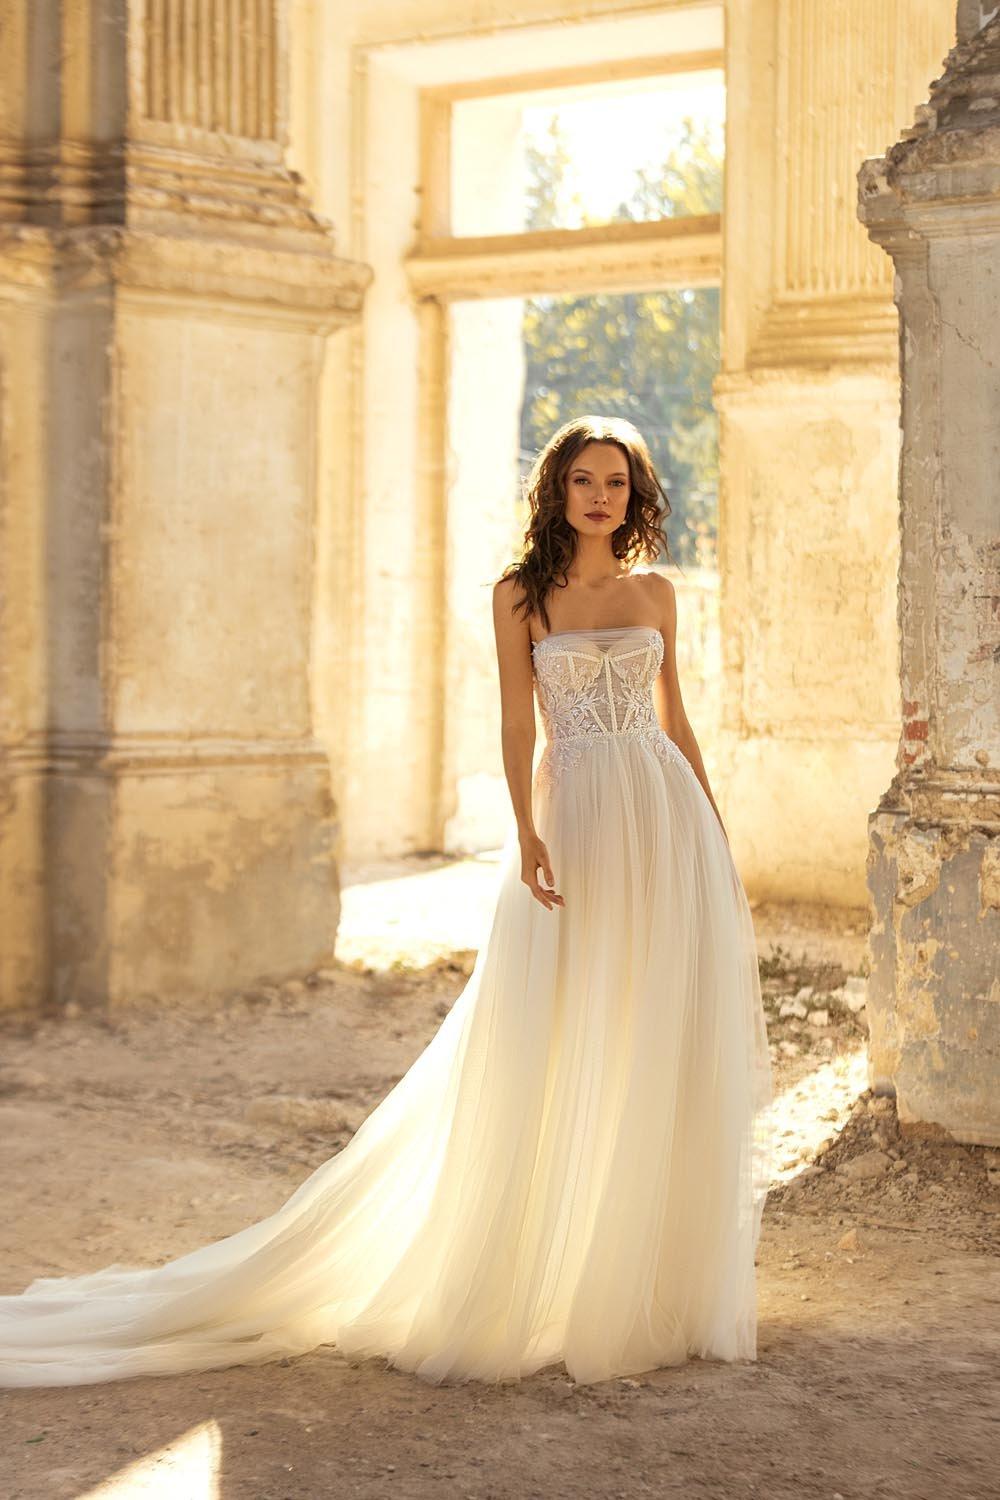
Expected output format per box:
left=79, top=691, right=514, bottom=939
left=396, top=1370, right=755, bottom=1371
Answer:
left=868, top=823, right=1000, bottom=1141
left=858, top=9, right=1000, bottom=1143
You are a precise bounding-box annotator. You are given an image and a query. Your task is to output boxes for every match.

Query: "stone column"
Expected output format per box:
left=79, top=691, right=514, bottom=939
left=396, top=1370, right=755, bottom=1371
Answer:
left=716, top=0, right=955, bottom=904
left=0, top=1, right=370, bottom=1010
left=858, top=14, right=1000, bottom=1144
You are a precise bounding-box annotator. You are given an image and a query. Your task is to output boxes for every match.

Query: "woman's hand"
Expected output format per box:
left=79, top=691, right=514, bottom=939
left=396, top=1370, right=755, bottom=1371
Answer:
left=519, top=830, right=565, bottom=911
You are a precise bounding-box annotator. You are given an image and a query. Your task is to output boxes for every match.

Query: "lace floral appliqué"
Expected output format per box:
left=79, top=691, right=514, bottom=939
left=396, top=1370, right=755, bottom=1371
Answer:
left=531, top=629, right=692, bottom=795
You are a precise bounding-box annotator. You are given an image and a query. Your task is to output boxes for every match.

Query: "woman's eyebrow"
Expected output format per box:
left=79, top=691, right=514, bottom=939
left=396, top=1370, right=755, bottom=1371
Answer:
left=569, top=467, right=628, bottom=477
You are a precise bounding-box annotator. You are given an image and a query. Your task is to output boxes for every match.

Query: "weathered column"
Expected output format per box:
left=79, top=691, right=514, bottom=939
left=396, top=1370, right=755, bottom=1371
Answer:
left=0, top=2, right=370, bottom=1009
left=858, top=12, right=1000, bottom=1144
left=717, top=0, right=954, bottom=904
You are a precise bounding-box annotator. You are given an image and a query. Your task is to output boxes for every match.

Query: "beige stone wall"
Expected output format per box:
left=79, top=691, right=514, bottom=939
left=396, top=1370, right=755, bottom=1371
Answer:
left=0, top=1, right=369, bottom=1011
left=715, top=370, right=905, bottom=901
left=0, top=276, right=49, bottom=1007
left=716, top=0, right=955, bottom=903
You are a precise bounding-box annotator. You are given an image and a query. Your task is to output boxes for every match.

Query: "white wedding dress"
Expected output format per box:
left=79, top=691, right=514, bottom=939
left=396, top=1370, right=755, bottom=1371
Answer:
left=0, top=624, right=774, bottom=1389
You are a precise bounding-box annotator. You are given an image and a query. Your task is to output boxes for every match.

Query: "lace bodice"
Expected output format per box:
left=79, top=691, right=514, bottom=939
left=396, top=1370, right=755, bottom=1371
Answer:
left=531, top=625, right=690, bottom=792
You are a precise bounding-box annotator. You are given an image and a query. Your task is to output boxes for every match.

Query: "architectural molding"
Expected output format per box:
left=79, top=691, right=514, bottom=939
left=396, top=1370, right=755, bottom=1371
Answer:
left=0, top=223, right=371, bottom=324
left=714, top=362, right=901, bottom=404
left=421, top=47, right=723, bottom=102
left=353, top=1, right=719, bottom=57
left=140, top=0, right=281, bottom=141
left=0, top=137, right=330, bottom=240
left=3, top=733, right=332, bottom=777
left=860, top=20, right=1000, bottom=227
left=406, top=215, right=722, bottom=300
left=889, top=771, right=1000, bottom=829
left=746, top=292, right=899, bottom=370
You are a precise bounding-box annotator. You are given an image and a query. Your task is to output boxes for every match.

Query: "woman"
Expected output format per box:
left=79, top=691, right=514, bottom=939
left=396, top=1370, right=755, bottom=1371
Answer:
left=0, top=414, right=773, bottom=1389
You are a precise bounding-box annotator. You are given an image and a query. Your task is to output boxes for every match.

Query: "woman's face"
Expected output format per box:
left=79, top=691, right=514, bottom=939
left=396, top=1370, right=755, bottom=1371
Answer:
left=562, top=441, right=631, bottom=537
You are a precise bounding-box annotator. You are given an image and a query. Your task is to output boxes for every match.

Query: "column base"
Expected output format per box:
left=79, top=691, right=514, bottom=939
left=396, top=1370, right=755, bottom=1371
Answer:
left=866, top=783, right=1000, bottom=1146
left=40, top=739, right=340, bottom=1010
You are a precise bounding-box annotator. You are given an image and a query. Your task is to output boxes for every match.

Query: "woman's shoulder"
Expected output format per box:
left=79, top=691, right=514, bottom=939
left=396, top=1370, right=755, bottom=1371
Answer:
left=492, top=571, right=535, bottom=633
left=630, top=568, right=675, bottom=603
left=493, top=571, right=529, bottom=609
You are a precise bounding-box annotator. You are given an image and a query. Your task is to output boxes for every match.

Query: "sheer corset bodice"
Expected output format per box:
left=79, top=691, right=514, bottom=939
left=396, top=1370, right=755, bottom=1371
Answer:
left=531, top=625, right=689, bottom=790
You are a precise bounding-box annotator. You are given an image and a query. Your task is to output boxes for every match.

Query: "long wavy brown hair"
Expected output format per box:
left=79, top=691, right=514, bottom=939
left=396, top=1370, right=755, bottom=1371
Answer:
left=497, top=414, right=674, bottom=634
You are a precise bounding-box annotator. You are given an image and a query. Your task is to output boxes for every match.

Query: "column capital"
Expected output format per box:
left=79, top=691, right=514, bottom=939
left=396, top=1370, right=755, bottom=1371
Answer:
left=0, top=1, right=352, bottom=260
left=859, top=16, right=1000, bottom=234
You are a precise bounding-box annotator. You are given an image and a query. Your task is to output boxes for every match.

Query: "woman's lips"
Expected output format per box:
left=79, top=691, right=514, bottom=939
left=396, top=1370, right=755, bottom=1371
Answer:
left=586, top=512, right=610, bottom=520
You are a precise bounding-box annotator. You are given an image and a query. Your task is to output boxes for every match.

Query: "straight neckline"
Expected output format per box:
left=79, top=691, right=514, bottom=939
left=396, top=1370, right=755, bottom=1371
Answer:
left=531, top=624, right=662, bottom=651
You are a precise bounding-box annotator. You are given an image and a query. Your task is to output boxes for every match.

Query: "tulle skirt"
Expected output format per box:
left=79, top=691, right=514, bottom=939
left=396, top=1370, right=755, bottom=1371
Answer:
left=0, top=731, right=774, bottom=1388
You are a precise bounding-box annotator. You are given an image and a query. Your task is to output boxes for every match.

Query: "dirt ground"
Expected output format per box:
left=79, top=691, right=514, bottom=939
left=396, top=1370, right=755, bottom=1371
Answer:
left=1, top=877, right=998, bottom=1499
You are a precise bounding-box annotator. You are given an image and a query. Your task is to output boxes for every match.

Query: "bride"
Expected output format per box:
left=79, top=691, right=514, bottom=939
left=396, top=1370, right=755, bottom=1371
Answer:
left=0, top=414, right=774, bottom=1389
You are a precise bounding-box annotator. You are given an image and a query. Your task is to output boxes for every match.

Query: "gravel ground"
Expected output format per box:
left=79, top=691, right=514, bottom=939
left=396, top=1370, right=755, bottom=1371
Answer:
left=1, top=920, right=997, bottom=1499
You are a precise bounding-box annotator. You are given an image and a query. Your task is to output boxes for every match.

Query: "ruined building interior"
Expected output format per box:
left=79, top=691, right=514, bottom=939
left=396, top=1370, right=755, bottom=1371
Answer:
left=0, top=0, right=997, bottom=1152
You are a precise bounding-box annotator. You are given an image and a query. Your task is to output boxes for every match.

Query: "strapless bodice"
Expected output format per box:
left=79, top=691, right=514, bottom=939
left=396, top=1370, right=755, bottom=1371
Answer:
left=531, top=625, right=689, bottom=790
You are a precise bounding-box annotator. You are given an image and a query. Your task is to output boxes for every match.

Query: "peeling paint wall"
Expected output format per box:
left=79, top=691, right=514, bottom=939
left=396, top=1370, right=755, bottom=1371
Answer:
left=868, top=819, right=1000, bottom=1143
left=859, top=12, right=1000, bottom=1145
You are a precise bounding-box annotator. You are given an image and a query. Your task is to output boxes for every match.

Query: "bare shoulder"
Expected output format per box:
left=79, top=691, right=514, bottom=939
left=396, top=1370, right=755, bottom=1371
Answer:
left=492, top=573, right=529, bottom=630
left=635, top=569, right=676, bottom=625
left=492, top=573, right=532, bottom=653
left=492, top=573, right=523, bottom=612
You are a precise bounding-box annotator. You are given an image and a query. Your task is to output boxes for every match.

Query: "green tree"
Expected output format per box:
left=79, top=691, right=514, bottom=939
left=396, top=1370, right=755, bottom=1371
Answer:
left=521, top=116, right=723, bottom=565
left=524, top=115, right=576, bottom=231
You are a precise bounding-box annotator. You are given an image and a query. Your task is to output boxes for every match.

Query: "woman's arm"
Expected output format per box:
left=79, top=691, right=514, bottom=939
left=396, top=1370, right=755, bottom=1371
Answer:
left=492, top=578, right=565, bottom=909
left=648, top=572, right=729, bottom=842
left=492, top=577, right=537, bottom=835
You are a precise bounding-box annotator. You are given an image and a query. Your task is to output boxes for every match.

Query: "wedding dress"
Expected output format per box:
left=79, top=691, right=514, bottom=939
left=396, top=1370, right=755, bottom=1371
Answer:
left=0, top=623, right=774, bottom=1389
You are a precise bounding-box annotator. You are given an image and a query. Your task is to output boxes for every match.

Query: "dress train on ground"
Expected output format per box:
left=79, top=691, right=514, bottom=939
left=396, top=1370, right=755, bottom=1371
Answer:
left=0, top=624, right=774, bottom=1388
